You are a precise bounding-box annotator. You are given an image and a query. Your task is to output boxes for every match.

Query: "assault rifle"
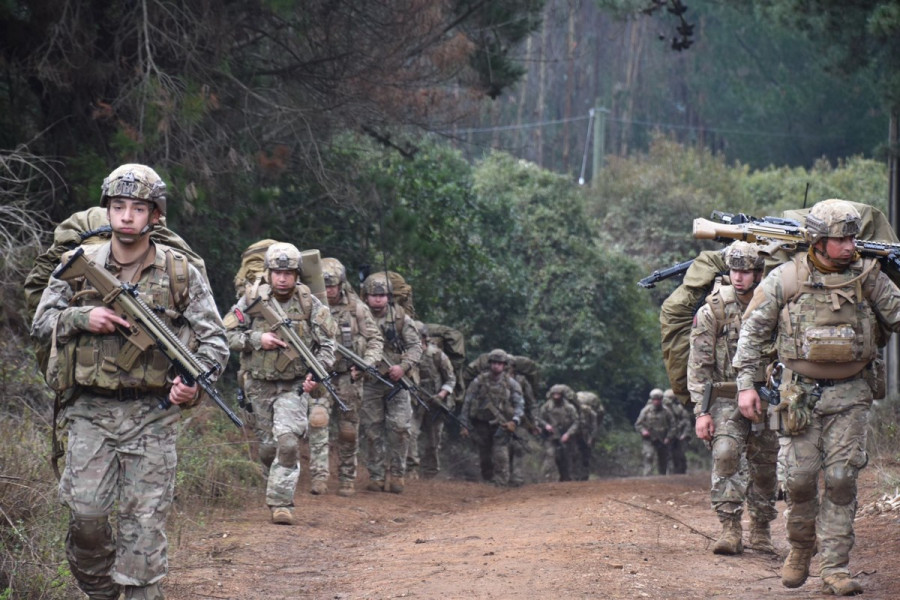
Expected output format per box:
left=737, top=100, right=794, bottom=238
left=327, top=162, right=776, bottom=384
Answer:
left=53, top=247, right=243, bottom=428
left=244, top=296, right=348, bottom=412
left=335, top=343, right=397, bottom=390
left=378, top=355, right=430, bottom=411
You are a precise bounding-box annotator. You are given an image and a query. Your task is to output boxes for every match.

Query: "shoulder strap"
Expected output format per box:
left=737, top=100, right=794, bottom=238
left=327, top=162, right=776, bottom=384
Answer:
left=295, top=283, right=313, bottom=319
left=164, top=248, right=190, bottom=311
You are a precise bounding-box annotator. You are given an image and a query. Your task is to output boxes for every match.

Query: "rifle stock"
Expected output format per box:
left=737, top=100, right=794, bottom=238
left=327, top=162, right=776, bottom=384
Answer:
left=335, top=343, right=395, bottom=389
left=244, top=295, right=348, bottom=411
left=54, top=248, right=243, bottom=428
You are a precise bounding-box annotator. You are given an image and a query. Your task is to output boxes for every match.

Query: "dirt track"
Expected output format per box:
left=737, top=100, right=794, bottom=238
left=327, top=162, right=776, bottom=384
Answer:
left=165, top=468, right=899, bottom=600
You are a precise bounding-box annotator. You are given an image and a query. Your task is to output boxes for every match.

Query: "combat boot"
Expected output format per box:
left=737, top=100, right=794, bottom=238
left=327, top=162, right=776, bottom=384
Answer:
left=122, top=583, right=164, bottom=600
left=712, top=516, right=743, bottom=555
left=822, top=573, right=863, bottom=596
left=271, top=506, right=294, bottom=525
left=310, top=480, right=328, bottom=495
left=365, top=479, right=384, bottom=492
left=336, top=481, right=355, bottom=497
left=389, top=477, right=405, bottom=494
left=781, top=546, right=815, bottom=588
left=749, top=518, right=776, bottom=554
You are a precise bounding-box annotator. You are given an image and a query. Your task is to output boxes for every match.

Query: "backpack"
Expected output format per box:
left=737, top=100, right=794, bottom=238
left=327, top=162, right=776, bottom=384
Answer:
left=424, top=322, right=467, bottom=396
left=233, top=239, right=327, bottom=304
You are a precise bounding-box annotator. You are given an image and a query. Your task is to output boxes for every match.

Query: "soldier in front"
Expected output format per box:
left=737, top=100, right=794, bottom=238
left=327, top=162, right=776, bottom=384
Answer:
left=31, top=164, right=228, bottom=600
left=734, top=200, right=900, bottom=595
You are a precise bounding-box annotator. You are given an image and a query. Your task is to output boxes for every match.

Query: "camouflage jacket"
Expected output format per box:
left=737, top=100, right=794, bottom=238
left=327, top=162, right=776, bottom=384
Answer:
left=418, top=342, right=456, bottom=402
left=537, top=399, right=579, bottom=439
left=329, top=289, right=383, bottom=373
left=371, top=306, right=422, bottom=374
left=460, top=372, right=524, bottom=428
left=634, top=404, right=675, bottom=442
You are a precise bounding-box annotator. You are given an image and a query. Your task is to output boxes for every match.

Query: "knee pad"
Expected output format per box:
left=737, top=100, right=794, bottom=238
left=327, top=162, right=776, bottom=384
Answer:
left=276, top=433, right=300, bottom=468
left=712, top=436, right=740, bottom=477
left=338, top=420, right=357, bottom=444
left=69, top=515, right=113, bottom=549
left=785, top=470, right=818, bottom=504
left=259, top=443, right=277, bottom=469
left=309, top=404, right=330, bottom=428
left=824, top=464, right=858, bottom=506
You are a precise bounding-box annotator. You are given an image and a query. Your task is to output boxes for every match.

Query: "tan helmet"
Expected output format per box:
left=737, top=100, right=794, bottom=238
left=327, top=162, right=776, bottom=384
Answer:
left=723, top=241, right=764, bottom=271
left=649, top=388, right=664, bottom=400
left=322, top=257, right=347, bottom=286
left=663, top=388, right=676, bottom=400
left=100, top=164, right=167, bottom=215
left=487, top=348, right=508, bottom=364
left=362, top=272, right=391, bottom=295
left=549, top=383, right=567, bottom=397
left=265, top=242, right=302, bottom=273
left=806, top=199, right=861, bottom=244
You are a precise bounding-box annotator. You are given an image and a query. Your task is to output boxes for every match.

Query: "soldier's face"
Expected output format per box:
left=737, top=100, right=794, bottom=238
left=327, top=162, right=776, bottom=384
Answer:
left=730, top=269, right=759, bottom=295
left=107, top=198, right=159, bottom=244
left=489, top=360, right=506, bottom=375
left=270, top=269, right=297, bottom=298
left=367, top=293, right=388, bottom=311
left=325, top=284, right=341, bottom=304
left=821, top=236, right=856, bottom=267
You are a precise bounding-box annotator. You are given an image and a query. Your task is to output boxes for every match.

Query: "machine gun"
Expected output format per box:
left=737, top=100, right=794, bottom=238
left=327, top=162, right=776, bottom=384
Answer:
left=244, top=295, right=348, bottom=412
left=335, top=343, right=397, bottom=390
left=378, top=355, right=430, bottom=411
left=53, top=248, right=243, bottom=428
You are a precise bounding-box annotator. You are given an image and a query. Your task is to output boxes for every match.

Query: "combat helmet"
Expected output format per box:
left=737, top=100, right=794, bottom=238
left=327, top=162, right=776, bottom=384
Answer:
left=649, top=388, right=664, bottom=400
left=100, top=164, right=167, bottom=215
left=806, top=199, right=861, bottom=244
left=362, top=272, right=391, bottom=295
left=322, top=257, right=347, bottom=286
left=265, top=242, right=302, bottom=274
left=723, top=241, right=764, bottom=271
left=487, top=348, right=508, bottom=364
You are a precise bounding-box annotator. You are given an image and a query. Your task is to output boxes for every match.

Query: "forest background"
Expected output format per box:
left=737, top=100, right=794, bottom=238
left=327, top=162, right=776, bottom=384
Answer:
left=2, top=1, right=900, bottom=597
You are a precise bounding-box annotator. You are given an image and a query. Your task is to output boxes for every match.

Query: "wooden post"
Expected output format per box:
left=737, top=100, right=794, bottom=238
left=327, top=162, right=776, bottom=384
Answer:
left=888, top=113, right=900, bottom=397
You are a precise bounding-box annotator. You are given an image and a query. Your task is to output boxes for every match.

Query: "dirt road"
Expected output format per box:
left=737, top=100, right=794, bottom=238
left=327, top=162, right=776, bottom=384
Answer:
left=166, top=471, right=899, bottom=599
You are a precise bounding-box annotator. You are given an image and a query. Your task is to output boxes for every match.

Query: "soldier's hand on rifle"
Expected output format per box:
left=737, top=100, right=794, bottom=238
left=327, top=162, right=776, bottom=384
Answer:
left=695, top=414, right=715, bottom=441
left=87, top=307, right=130, bottom=334
left=561, top=432, right=570, bottom=444
left=504, top=420, right=517, bottom=433
left=460, top=427, right=469, bottom=438
left=738, top=388, right=762, bottom=422
left=641, top=428, right=650, bottom=438
left=387, top=364, right=405, bottom=381
left=349, top=365, right=361, bottom=382
left=169, top=376, right=199, bottom=406
left=261, top=332, right=287, bottom=350
left=544, top=424, right=555, bottom=435
left=301, top=372, right=317, bottom=394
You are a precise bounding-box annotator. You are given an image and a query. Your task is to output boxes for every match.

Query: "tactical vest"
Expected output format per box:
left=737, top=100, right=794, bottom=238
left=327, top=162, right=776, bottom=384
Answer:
left=776, top=255, right=880, bottom=379
left=376, top=305, right=409, bottom=363
left=418, top=344, right=442, bottom=395
left=330, top=293, right=369, bottom=372
left=469, top=372, right=514, bottom=422
left=67, top=242, right=190, bottom=390
left=704, top=280, right=743, bottom=382
left=243, top=284, right=314, bottom=381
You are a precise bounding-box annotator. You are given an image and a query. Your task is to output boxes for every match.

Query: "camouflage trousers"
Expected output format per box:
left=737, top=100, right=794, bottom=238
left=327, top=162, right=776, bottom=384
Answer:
left=408, top=403, right=446, bottom=478
left=641, top=439, right=669, bottom=476
left=308, top=372, right=362, bottom=483
left=709, top=398, right=778, bottom=522
left=541, top=438, right=574, bottom=482
left=246, top=378, right=308, bottom=507
left=779, top=378, right=870, bottom=578
left=360, top=381, right=412, bottom=482
left=59, top=391, right=180, bottom=595
left=669, top=437, right=688, bottom=474
left=468, top=419, right=516, bottom=486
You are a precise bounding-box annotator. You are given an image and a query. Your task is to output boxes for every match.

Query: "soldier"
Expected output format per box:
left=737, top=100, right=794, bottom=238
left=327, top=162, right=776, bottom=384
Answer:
left=634, top=388, right=675, bottom=475
left=224, top=242, right=337, bottom=525
left=360, top=273, right=422, bottom=493
left=735, top=200, right=900, bottom=595
left=459, top=349, right=525, bottom=486
left=31, top=164, right=229, bottom=600
left=536, top=384, right=580, bottom=482
left=663, top=388, right=692, bottom=475
left=573, top=391, right=602, bottom=481
left=312, top=257, right=383, bottom=496
left=507, top=356, right=539, bottom=486
left=688, top=241, right=778, bottom=556
left=407, top=321, right=457, bottom=479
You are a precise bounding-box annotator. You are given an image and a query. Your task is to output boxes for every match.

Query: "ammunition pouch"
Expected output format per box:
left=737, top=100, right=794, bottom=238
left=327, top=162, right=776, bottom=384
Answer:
left=865, top=357, right=886, bottom=400
left=776, top=372, right=814, bottom=435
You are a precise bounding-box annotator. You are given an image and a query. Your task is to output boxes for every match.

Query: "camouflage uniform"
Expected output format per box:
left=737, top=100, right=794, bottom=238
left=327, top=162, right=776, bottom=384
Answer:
left=688, top=275, right=778, bottom=552
left=360, top=278, right=422, bottom=491
left=33, top=247, right=227, bottom=598
left=460, top=351, right=525, bottom=486
left=663, top=390, right=692, bottom=474
left=573, top=391, right=602, bottom=481
left=536, top=385, right=580, bottom=482
left=734, top=207, right=900, bottom=589
left=225, top=277, right=336, bottom=511
left=314, top=265, right=382, bottom=495
left=508, top=367, right=537, bottom=486
left=408, top=338, right=456, bottom=478
left=634, top=393, right=675, bottom=475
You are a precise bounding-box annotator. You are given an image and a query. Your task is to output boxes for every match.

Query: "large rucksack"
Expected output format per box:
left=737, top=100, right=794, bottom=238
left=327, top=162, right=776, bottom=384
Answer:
left=659, top=201, right=897, bottom=403
left=424, top=322, right=466, bottom=397
left=232, top=239, right=327, bottom=304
